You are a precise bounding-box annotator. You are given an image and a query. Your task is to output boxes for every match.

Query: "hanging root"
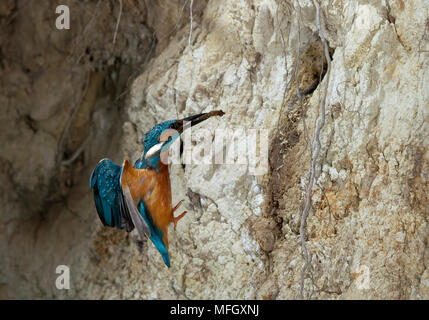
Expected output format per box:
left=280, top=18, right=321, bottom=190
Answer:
left=188, top=0, right=194, bottom=48
left=299, top=0, right=332, bottom=300
left=61, top=136, right=91, bottom=167
left=112, top=0, right=123, bottom=45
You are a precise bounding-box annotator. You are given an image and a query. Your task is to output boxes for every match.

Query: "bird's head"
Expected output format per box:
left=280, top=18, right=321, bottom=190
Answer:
left=141, top=110, right=225, bottom=168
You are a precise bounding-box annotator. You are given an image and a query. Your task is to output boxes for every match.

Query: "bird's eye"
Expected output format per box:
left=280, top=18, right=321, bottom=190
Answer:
left=170, top=121, right=182, bottom=131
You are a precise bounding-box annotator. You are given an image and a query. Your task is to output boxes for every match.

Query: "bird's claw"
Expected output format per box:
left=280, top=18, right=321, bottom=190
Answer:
left=172, top=200, right=184, bottom=212
left=173, top=211, right=187, bottom=230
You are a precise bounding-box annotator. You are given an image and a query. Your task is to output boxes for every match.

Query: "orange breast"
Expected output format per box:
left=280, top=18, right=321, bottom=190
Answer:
left=120, top=160, right=174, bottom=246
left=142, top=163, right=173, bottom=228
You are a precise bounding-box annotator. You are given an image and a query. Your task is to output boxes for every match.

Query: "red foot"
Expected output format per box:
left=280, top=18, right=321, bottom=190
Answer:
left=172, top=200, right=183, bottom=212
left=173, top=211, right=187, bottom=230
left=172, top=200, right=186, bottom=230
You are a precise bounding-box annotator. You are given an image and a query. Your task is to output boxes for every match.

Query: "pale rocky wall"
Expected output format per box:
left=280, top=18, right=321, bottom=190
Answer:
left=0, top=0, right=428, bottom=299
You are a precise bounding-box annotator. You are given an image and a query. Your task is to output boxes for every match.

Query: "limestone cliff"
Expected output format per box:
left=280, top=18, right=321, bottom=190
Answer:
left=0, top=0, right=428, bottom=299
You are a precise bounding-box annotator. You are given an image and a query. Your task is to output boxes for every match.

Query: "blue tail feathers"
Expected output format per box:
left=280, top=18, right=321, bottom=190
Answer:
left=138, top=201, right=170, bottom=267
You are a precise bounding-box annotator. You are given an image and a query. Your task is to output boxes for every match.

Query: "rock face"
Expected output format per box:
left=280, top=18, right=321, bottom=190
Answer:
left=0, top=0, right=428, bottom=299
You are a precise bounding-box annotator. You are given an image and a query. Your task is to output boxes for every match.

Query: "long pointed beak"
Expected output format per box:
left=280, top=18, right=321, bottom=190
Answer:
left=175, top=110, right=225, bottom=133
left=156, top=110, right=225, bottom=156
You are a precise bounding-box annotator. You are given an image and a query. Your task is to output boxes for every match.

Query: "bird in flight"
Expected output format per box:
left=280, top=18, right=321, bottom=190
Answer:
left=90, top=110, right=225, bottom=267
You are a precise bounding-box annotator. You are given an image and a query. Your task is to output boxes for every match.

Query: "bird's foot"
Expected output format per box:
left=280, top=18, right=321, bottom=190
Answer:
left=172, top=200, right=184, bottom=212
left=173, top=211, right=187, bottom=230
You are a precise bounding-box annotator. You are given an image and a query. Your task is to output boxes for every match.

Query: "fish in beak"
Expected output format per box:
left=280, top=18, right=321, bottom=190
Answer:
left=145, top=110, right=225, bottom=161
left=174, top=110, right=225, bottom=134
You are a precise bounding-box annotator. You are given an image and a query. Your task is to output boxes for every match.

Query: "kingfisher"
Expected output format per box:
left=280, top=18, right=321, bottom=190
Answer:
left=89, top=110, right=225, bottom=267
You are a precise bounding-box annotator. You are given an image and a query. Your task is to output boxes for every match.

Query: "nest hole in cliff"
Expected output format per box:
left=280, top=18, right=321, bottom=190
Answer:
left=263, top=37, right=336, bottom=238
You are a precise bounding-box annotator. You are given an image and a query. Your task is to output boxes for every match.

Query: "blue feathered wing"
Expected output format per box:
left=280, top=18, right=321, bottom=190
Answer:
left=89, top=158, right=151, bottom=239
